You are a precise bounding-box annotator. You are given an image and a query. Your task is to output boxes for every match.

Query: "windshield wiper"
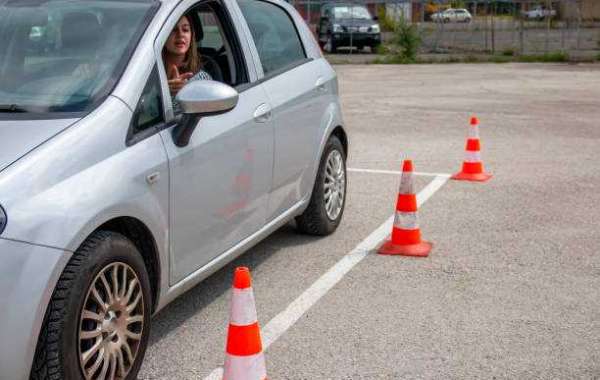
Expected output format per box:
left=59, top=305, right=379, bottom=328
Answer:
left=0, top=104, right=28, bottom=113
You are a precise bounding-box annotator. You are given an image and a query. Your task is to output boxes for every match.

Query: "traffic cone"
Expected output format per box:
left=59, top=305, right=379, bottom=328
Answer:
left=452, top=116, right=492, bottom=182
left=379, top=160, right=432, bottom=257
left=223, top=267, right=267, bottom=380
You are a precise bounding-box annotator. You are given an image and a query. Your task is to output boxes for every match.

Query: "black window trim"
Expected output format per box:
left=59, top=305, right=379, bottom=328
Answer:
left=202, top=0, right=250, bottom=87
left=126, top=65, right=170, bottom=147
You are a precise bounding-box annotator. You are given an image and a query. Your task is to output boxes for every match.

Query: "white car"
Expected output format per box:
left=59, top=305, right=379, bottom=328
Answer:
left=431, top=8, right=472, bottom=23
left=523, top=6, right=556, bottom=20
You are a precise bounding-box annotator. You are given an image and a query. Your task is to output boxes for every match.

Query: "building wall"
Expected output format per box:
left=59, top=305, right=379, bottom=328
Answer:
left=560, top=0, right=600, bottom=20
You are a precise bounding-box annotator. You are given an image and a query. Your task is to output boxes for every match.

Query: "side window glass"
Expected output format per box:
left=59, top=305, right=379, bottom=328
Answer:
left=198, top=11, right=223, bottom=50
left=131, top=66, right=164, bottom=134
left=238, top=0, right=306, bottom=75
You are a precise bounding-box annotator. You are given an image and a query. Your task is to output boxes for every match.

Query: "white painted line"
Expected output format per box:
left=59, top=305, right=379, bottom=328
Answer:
left=204, top=175, right=450, bottom=380
left=348, top=167, right=452, bottom=178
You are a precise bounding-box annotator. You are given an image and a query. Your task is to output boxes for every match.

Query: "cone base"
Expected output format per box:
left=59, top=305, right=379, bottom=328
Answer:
left=451, top=171, right=492, bottom=182
left=378, top=240, right=432, bottom=257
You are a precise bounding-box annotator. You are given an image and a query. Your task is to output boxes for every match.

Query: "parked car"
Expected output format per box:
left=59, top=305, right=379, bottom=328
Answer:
left=317, top=3, right=382, bottom=53
left=0, top=0, right=347, bottom=379
left=522, top=6, right=556, bottom=20
left=431, top=8, right=472, bottom=23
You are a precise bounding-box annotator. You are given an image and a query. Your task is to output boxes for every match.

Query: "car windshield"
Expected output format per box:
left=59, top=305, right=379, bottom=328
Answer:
left=333, top=6, right=372, bottom=20
left=0, top=0, right=157, bottom=115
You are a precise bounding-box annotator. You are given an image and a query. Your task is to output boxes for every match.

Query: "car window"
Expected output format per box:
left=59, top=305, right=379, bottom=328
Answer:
left=332, top=6, right=372, bottom=20
left=131, top=66, right=164, bottom=135
left=0, top=0, right=156, bottom=115
left=238, top=0, right=306, bottom=76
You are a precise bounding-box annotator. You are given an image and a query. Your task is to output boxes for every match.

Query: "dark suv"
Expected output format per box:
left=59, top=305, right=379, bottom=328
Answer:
left=317, top=3, right=381, bottom=53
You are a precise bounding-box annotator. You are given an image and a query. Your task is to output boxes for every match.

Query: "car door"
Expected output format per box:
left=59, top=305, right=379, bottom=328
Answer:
left=237, top=0, right=327, bottom=221
left=155, top=1, right=274, bottom=284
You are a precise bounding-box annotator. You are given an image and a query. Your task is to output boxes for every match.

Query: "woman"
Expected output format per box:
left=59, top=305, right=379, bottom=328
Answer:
left=163, top=15, right=211, bottom=111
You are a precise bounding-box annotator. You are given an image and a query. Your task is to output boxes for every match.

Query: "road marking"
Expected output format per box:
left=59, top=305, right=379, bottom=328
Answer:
left=348, top=167, right=452, bottom=178
left=204, top=175, right=450, bottom=380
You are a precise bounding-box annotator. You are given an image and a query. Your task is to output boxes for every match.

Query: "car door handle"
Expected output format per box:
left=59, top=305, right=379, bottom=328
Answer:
left=315, top=77, right=327, bottom=92
left=253, top=103, right=272, bottom=123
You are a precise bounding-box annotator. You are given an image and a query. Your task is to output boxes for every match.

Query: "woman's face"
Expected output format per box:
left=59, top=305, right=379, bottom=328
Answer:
left=165, top=16, right=192, bottom=57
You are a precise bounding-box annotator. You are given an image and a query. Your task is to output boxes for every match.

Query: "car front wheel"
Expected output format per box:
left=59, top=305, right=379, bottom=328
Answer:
left=31, top=231, right=152, bottom=380
left=296, top=135, right=346, bottom=236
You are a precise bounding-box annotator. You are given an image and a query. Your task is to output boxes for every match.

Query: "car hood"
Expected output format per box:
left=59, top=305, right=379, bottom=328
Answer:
left=0, top=117, right=79, bottom=173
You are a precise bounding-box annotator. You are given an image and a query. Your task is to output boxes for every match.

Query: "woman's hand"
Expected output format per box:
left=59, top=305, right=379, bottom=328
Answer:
left=168, top=65, right=194, bottom=96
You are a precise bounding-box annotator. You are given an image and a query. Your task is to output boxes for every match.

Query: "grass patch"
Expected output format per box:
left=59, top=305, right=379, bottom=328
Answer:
left=365, top=50, right=573, bottom=65
left=374, top=44, right=390, bottom=55
left=518, top=51, right=568, bottom=63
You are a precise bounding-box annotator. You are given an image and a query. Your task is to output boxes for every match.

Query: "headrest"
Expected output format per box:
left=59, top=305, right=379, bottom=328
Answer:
left=61, top=12, right=102, bottom=52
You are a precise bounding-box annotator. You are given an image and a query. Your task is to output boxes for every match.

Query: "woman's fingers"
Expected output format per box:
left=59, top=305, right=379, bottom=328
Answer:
left=168, top=78, right=188, bottom=95
left=168, top=73, right=195, bottom=95
left=168, top=64, right=180, bottom=79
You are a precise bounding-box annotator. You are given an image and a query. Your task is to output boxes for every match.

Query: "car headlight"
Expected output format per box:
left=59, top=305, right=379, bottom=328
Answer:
left=332, top=24, right=343, bottom=33
left=371, top=24, right=380, bottom=33
left=0, top=205, right=6, bottom=235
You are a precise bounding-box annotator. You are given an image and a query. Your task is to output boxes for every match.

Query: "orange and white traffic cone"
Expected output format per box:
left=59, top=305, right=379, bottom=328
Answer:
left=452, top=116, right=492, bottom=182
left=223, top=267, right=267, bottom=380
left=379, top=160, right=432, bottom=257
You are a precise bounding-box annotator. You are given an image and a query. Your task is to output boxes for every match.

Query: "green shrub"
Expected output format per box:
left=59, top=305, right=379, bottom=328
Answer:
left=374, top=44, right=390, bottom=55
left=502, top=48, right=515, bottom=57
left=391, top=17, right=421, bottom=63
left=596, top=52, right=600, bottom=62
left=377, top=7, right=397, bottom=32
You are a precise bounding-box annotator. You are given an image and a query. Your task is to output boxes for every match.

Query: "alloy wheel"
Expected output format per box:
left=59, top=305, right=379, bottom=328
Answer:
left=78, top=262, right=145, bottom=380
left=323, top=149, right=345, bottom=221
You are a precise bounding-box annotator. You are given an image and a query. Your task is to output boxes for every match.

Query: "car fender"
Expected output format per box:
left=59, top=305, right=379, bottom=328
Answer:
left=0, top=97, right=169, bottom=279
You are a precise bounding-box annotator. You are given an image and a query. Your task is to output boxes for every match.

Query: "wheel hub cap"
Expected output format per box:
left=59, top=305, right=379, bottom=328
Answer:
left=324, top=150, right=346, bottom=221
left=78, top=262, right=144, bottom=380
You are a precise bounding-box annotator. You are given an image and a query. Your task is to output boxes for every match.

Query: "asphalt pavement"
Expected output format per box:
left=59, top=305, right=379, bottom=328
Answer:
left=139, top=63, right=600, bottom=379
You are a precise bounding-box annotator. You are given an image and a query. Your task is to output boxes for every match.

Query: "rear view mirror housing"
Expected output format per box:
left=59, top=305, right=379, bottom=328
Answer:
left=172, top=80, right=239, bottom=147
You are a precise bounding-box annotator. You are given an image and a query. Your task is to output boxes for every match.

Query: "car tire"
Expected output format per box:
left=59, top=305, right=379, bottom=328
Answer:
left=296, top=135, right=346, bottom=236
left=31, top=231, right=152, bottom=380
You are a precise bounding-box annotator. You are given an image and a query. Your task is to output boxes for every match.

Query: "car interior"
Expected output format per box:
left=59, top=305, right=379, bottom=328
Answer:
left=186, top=1, right=248, bottom=88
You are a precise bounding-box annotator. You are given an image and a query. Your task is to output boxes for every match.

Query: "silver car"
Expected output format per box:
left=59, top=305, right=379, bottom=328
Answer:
left=0, top=0, right=347, bottom=378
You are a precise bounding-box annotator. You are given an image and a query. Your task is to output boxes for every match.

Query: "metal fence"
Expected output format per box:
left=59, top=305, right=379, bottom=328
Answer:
left=289, top=0, right=600, bottom=56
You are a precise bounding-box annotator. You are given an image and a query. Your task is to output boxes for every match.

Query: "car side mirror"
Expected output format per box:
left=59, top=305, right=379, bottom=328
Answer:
left=172, top=80, right=239, bottom=147
left=372, top=15, right=379, bottom=21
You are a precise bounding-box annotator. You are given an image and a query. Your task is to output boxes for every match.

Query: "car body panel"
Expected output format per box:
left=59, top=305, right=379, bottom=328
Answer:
left=0, top=117, right=79, bottom=173
left=0, top=238, right=70, bottom=380
left=262, top=58, right=329, bottom=219
left=160, top=83, right=274, bottom=284
left=0, top=97, right=170, bottom=255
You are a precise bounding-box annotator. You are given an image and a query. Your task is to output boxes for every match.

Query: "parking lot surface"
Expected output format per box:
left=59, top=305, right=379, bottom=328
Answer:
left=140, top=63, right=600, bottom=379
